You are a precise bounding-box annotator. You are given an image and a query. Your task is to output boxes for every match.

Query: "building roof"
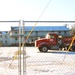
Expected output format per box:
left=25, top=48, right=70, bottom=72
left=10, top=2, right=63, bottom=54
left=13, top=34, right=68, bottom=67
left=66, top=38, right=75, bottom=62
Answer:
left=0, top=31, right=8, bottom=34
left=11, top=26, right=69, bottom=31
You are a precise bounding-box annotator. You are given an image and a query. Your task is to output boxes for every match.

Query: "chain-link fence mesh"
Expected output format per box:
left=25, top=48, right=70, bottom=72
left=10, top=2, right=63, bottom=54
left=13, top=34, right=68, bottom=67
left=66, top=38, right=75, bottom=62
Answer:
left=0, top=21, right=19, bottom=75
left=0, top=47, right=19, bottom=75
left=0, top=21, right=75, bottom=75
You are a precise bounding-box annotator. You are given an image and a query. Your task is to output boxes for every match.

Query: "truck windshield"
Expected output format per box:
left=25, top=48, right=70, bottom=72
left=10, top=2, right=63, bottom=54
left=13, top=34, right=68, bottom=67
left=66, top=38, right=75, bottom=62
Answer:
left=45, top=34, right=54, bottom=39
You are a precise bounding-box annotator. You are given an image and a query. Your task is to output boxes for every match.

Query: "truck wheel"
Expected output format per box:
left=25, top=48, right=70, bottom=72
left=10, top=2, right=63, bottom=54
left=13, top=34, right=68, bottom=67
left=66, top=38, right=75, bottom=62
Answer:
left=39, top=46, right=48, bottom=52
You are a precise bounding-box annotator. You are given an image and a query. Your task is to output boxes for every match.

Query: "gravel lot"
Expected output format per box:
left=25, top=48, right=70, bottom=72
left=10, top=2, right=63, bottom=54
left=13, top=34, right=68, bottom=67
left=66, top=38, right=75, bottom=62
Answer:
left=0, top=47, right=75, bottom=75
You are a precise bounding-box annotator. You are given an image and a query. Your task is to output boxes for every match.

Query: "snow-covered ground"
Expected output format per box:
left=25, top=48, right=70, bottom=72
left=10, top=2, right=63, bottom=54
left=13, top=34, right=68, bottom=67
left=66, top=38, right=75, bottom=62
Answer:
left=0, top=47, right=75, bottom=75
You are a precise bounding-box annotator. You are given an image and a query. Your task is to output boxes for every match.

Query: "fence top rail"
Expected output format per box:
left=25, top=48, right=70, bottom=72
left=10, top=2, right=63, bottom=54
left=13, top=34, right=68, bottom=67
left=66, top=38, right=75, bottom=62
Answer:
left=23, top=21, right=75, bottom=23
left=0, top=21, right=20, bottom=22
left=0, top=21, right=75, bottom=23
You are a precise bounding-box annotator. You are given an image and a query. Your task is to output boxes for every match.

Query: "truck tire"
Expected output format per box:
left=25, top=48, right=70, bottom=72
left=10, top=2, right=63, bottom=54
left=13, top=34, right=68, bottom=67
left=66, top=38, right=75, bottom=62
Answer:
left=39, top=45, right=48, bottom=52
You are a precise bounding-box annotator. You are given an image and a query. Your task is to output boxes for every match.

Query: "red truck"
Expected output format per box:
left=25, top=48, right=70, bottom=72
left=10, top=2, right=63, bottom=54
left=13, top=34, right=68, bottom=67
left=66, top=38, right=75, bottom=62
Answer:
left=35, top=33, right=75, bottom=52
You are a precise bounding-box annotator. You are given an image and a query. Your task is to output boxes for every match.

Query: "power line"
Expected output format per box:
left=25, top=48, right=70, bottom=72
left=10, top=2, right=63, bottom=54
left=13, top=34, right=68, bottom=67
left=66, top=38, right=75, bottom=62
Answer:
left=38, top=0, right=52, bottom=21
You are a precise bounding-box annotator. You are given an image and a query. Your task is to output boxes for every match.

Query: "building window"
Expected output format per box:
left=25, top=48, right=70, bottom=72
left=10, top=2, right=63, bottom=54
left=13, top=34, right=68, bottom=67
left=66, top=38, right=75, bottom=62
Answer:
left=15, top=31, right=17, bottom=34
left=0, top=35, right=2, bottom=38
left=15, top=38, right=18, bottom=40
left=59, top=31, right=61, bottom=35
left=5, top=41, right=7, bottom=43
left=0, top=41, right=2, bottom=43
left=64, top=31, right=67, bottom=35
left=51, top=31, right=54, bottom=32
left=5, top=35, right=7, bottom=39
left=24, top=32, right=26, bottom=34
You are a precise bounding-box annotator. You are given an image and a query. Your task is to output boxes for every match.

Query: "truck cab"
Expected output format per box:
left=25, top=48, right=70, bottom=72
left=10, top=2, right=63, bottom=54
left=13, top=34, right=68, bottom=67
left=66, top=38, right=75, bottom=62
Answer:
left=35, top=33, right=58, bottom=52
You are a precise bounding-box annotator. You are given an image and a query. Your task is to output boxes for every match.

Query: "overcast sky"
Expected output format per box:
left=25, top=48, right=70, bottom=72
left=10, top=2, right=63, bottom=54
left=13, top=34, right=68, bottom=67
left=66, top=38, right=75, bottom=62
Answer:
left=0, top=0, right=75, bottom=31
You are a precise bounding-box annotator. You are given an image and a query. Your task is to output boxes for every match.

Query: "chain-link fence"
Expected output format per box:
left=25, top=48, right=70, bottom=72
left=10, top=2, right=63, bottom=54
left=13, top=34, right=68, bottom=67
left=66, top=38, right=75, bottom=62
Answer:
left=0, top=21, right=75, bottom=75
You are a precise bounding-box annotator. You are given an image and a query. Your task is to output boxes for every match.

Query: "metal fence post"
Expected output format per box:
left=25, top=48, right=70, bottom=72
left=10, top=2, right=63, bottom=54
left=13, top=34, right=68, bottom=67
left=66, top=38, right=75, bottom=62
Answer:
left=18, top=20, right=21, bottom=75
left=22, top=21, right=26, bottom=75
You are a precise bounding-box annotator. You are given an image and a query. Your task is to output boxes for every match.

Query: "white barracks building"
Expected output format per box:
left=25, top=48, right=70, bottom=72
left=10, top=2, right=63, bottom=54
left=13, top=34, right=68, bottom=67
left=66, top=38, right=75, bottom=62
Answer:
left=0, top=26, right=70, bottom=46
